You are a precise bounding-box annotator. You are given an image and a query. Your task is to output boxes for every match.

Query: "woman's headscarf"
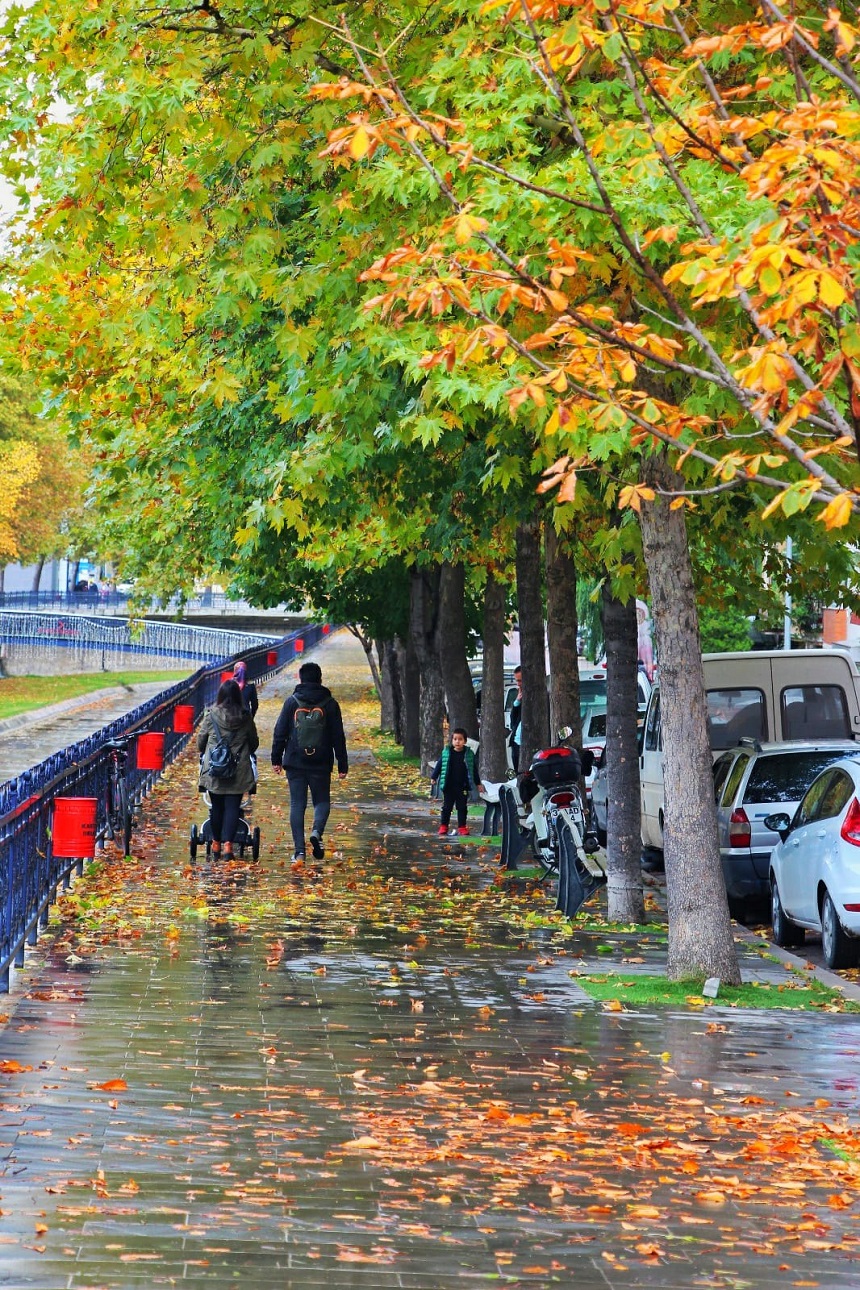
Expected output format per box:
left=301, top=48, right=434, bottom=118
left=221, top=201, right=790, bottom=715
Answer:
left=233, top=661, right=247, bottom=688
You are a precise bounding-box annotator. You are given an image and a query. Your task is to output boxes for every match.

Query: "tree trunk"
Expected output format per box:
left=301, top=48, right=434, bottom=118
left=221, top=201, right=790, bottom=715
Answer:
left=601, top=586, right=645, bottom=924
left=377, top=639, right=400, bottom=738
left=31, top=557, right=45, bottom=593
left=639, top=456, right=741, bottom=984
left=0, top=566, right=5, bottom=595
left=409, top=566, right=446, bottom=775
left=349, top=624, right=382, bottom=702
left=545, top=522, right=582, bottom=747
left=400, top=635, right=420, bottom=758
left=515, top=520, right=549, bottom=770
left=436, top=560, right=479, bottom=739
left=480, top=572, right=508, bottom=782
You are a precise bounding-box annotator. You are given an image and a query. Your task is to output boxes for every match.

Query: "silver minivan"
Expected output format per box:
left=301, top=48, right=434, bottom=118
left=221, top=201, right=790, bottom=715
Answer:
left=712, top=738, right=860, bottom=918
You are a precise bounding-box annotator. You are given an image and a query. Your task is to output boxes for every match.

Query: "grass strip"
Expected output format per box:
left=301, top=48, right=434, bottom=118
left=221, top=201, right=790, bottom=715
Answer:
left=0, top=671, right=189, bottom=720
left=573, top=970, right=860, bottom=1012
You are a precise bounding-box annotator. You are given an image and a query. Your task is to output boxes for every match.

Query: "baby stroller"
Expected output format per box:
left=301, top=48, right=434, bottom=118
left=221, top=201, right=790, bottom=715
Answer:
left=190, top=791, right=261, bottom=860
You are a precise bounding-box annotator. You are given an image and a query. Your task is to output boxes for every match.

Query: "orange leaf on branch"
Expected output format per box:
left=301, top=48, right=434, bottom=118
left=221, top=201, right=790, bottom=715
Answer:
left=618, top=484, right=656, bottom=513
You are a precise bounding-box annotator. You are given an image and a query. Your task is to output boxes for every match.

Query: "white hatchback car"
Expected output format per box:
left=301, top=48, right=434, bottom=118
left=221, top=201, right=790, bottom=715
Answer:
left=766, top=754, right=860, bottom=969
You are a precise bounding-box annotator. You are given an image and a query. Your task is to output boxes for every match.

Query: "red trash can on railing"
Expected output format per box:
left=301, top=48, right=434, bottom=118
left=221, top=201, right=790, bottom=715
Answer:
left=266, top=650, right=278, bottom=666
left=322, top=624, right=331, bottom=636
left=52, top=798, right=98, bottom=859
left=220, top=670, right=233, bottom=684
left=137, top=732, right=165, bottom=771
left=173, top=704, right=195, bottom=733
left=294, top=638, right=304, bottom=653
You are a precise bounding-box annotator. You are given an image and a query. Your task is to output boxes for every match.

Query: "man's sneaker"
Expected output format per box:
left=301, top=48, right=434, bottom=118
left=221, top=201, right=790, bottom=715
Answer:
left=457, top=826, right=469, bottom=836
left=437, top=825, right=448, bottom=836
left=309, top=832, right=325, bottom=860
left=293, top=852, right=305, bottom=864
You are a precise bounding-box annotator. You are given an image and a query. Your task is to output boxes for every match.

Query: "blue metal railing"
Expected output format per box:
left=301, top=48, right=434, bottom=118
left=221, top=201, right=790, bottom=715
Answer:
left=0, top=611, right=279, bottom=663
left=0, top=589, right=293, bottom=616
left=0, top=624, right=328, bottom=990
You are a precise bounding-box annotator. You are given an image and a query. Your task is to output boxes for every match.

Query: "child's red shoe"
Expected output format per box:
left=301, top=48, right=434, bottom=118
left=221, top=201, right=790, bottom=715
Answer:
left=457, top=826, right=469, bottom=836
left=437, top=825, right=448, bottom=836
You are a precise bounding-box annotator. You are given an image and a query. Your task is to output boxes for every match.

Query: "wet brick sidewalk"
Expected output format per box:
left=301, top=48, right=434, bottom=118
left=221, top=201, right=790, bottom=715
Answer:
left=0, top=633, right=858, bottom=1288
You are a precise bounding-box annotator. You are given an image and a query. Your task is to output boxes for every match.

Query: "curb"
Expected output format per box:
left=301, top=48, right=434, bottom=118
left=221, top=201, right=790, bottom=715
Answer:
left=732, top=921, right=860, bottom=1003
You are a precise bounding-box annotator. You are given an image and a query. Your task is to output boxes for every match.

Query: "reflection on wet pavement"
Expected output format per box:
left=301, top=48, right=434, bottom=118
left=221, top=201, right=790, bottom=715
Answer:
left=0, top=634, right=858, bottom=1288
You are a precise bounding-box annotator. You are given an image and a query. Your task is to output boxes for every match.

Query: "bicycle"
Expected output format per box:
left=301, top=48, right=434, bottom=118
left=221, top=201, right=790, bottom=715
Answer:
left=104, top=738, right=133, bottom=856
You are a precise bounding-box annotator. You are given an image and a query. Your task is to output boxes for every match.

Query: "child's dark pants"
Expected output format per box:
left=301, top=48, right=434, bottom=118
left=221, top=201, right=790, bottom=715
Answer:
left=440, top=787, right=469, bottom=828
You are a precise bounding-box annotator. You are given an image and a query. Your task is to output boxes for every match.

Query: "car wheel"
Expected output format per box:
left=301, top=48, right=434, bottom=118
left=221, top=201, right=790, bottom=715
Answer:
left=771, top=877, right=805, bottom=948
left=821, top=891, right=859, bottom=970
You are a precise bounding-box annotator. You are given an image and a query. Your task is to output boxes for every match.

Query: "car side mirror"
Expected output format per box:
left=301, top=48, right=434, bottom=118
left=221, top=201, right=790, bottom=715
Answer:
left=764, top=812, right=792, bottom=843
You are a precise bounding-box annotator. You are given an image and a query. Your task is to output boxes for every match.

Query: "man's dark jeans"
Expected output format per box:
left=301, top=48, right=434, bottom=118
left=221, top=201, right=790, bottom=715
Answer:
left=286, top=767, right=331, bottom=857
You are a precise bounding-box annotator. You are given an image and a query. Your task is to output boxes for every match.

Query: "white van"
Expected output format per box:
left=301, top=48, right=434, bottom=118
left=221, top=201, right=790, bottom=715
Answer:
left=640, top=649, right=860, bottom=851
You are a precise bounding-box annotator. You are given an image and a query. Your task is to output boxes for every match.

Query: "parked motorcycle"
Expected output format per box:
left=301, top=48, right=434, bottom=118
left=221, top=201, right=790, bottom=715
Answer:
left=499, top=740, right=607, bottom=918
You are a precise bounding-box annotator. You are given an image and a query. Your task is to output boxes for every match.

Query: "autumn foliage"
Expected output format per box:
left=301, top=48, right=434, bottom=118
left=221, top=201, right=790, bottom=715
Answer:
left=315, top=0, right=860, bottom=526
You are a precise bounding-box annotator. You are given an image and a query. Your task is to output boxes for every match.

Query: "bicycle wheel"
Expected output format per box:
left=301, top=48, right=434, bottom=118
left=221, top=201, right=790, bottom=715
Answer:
left=117, top=778, right=132, bottom=856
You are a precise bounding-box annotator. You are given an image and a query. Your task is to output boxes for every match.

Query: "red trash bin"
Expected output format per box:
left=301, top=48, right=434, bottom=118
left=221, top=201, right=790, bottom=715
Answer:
left=294, top=638, right=304, bottom=654
left=173, top=704, right=195, bottom=733
left=52, top=798, right=98, bottom=859
left=137, top=732, right=165, bottom=771
left=266, top=650, right=278, bottom=666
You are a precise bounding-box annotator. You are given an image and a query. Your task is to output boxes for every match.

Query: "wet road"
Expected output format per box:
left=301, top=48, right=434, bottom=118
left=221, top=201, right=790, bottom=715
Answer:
left=0, top=634, right=858, bottom=1289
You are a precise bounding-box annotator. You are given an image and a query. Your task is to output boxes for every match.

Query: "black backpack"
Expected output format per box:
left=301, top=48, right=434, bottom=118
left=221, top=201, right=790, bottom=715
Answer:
left=294, top=703, right=327, bottom=756
left=208, top=718, right=238, bottom=779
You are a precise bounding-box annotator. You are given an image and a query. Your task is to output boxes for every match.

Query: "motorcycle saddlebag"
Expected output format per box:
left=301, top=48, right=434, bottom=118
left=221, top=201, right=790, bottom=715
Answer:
left=530, top=746, right=582, bottom=787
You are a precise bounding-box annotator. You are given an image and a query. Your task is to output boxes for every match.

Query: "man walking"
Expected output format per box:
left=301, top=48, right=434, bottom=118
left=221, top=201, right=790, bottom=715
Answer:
left=271, top=661, right=348, bottom=862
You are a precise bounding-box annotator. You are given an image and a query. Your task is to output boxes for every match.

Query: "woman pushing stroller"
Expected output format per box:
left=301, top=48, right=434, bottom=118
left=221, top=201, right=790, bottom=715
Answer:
left=198, top=679, right=259, bottom=859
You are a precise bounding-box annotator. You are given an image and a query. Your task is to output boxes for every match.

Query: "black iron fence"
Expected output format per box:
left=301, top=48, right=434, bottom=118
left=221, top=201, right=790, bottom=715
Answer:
left=0, top=625, right=328, bottom=991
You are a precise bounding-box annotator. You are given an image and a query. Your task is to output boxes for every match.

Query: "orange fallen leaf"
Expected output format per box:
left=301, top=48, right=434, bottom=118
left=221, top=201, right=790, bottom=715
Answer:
left=93, top=1079, right=128, bottom=1092
left=0, top=1060, right=32, bottom=1074
left=341, top=1136, right=383, bottom=1151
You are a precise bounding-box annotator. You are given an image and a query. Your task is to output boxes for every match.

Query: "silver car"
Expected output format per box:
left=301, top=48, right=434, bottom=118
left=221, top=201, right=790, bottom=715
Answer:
left=712, top=739, right=860, bottom=919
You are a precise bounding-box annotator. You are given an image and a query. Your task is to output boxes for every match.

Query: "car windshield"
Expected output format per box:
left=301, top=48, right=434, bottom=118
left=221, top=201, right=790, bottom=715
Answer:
left=744, top=751, right=850, bottom=804
left=580, top=679, right=607, bottom=708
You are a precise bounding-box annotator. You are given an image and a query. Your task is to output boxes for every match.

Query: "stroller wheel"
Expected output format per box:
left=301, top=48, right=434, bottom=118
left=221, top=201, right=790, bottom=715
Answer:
left=190, top=824, right=199, bottom=859
left=252, top=827, right=261, bottom=860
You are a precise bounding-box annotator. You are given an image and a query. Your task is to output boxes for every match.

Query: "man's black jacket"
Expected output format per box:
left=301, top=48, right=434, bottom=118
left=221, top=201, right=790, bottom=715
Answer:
left=270, top=681, right=348, bottom=775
